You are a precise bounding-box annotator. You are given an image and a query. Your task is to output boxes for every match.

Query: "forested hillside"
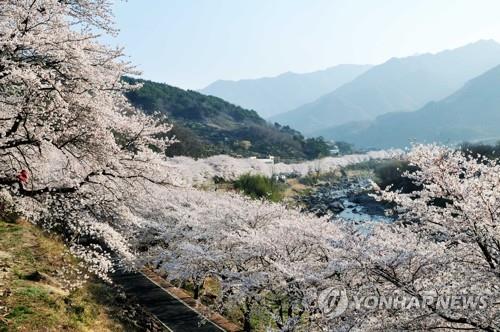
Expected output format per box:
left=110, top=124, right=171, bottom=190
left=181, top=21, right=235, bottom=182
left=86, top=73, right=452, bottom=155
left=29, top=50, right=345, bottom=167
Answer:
left=124, top=77, right=331, bottom=159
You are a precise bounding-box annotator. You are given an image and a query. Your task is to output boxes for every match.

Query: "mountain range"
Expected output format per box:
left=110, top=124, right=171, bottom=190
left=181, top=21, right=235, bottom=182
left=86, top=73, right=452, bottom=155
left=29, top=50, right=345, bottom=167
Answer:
left=199, top=64, right=371, bottom=118
left=316, top=64, right=500, bottom=148
left=133, top=40, right=500, bottom=155
left=270, top=40, right=500, bottom=134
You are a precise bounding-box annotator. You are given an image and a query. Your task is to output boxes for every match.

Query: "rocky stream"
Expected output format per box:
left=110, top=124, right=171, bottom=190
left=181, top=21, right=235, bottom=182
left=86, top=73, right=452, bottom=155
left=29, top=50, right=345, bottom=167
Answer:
left=298, top=178, right=395, bottom=223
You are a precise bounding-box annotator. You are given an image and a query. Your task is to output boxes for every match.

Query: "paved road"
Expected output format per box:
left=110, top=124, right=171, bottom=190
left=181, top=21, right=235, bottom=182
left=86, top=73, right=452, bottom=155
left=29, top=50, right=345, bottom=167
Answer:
left=113, top=270, right=225, bottom=332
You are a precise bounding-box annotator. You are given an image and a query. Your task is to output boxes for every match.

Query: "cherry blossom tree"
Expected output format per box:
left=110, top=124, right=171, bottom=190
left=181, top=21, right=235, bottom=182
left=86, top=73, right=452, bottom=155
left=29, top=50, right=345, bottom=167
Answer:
left=325, top=145, right=500, bottom=331
left=362, top=144, right=500, bottom=331
left=0, top=0, right=173, bottom=279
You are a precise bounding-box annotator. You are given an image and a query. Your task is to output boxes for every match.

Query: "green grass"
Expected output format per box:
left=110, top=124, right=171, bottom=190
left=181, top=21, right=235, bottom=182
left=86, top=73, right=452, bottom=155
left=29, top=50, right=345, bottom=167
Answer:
left=233, top=174, right=286, bottom=202
left=0, top=219, right=140, bottom=331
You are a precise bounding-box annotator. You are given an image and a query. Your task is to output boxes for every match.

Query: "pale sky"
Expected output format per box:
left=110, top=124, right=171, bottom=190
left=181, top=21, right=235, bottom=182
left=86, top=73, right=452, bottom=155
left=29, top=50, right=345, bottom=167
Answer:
left=105, top=0, right=500, bottom=90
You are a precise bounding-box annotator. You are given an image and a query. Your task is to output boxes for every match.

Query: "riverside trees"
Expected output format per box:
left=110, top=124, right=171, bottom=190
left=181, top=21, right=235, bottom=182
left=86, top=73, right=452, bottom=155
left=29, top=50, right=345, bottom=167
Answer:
left=368, top=144, right=500, bottom=331
left=135, top=145, right=500, bottom=331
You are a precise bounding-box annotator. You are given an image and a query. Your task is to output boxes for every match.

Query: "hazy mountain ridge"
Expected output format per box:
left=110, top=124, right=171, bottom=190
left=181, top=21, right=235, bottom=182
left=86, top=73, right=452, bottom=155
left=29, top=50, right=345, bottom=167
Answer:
left=200, top=64, right=372, bottom=118
left=316, top=64, right=500, bottom=148
left=270, top=40, right=500, bottom=134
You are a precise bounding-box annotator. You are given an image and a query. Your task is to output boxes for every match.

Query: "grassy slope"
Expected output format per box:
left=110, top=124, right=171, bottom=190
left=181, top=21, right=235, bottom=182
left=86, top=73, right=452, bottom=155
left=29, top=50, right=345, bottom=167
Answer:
left=0, top=219, right=144, bottom=332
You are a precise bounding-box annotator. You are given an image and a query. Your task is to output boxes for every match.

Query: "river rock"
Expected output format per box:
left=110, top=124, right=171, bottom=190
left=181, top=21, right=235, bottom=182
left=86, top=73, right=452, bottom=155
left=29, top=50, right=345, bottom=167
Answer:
left=329, top=201, right=345, bottom=213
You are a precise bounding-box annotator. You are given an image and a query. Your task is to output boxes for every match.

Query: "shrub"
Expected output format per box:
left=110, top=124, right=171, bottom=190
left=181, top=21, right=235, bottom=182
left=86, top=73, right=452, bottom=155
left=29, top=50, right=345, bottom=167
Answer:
left=233, top=174, right=284, bottom=202
left=460, top=142, right=500, bottom=160
left=373, top=160, right=421, bottom=193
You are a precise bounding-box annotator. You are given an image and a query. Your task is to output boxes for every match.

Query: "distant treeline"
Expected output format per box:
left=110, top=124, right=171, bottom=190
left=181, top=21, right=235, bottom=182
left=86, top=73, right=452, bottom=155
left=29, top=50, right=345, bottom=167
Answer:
left=460, top=141, right=500, bottom=159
